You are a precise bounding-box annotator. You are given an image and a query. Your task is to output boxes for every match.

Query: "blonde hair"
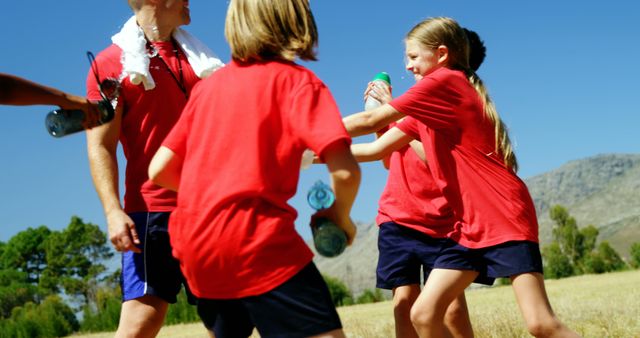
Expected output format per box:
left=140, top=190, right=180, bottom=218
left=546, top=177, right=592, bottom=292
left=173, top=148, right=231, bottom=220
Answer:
left=225, top=0, right=318, bottom=62
left=127, top=0, right=142, bottom=11
left=407, top=17, right=518, bottom=172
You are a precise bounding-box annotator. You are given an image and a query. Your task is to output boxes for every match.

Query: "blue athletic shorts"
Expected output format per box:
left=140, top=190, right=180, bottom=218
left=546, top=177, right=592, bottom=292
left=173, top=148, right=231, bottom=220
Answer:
left=376, top=222, right=450, bottom=289
left=121, top=212, right=190, bottom=303
left=196, top=262, right=342, bottom=338
left=377, top=222, right=495, bottom=288
left=435, top=240, right=544, bottom=278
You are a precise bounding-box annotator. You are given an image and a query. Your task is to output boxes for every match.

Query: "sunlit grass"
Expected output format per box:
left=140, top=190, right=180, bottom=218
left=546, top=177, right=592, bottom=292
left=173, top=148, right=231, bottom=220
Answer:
left=70, top=270, right=640, bottom=338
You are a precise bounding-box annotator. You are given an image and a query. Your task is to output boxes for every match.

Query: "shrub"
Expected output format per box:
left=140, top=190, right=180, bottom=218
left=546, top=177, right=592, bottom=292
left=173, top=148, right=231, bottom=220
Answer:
left=630, top=242, right=640, bottom=269
left=323, top=274, right=353, bottom=307
left=0, top=296, right=78, bottom=338
left=542, top=242, right=574, bottom=279
left=165, top=288, right=199, bottom=325
left=356, top=288, right=384, bottom=304
left=80, top=287, right=121, bottom=332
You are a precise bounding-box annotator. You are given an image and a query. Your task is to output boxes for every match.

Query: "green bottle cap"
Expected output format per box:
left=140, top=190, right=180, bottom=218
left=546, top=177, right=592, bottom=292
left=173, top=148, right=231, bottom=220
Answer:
left=372, top=72, right=391, bottom=85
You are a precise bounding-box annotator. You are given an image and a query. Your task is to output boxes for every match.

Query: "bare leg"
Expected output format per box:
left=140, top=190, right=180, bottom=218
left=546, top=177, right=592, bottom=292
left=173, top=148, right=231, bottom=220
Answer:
left=410, top=269, right=478, bottom=338
left=510, top=273, right=581, bottom=338
left=310, top=328, right=347, bottom=338
left=115, top=295, right=168, bottom=338
left=393, top=285, right=421, bottom=338
left=444, top=294, right=474, bottom=338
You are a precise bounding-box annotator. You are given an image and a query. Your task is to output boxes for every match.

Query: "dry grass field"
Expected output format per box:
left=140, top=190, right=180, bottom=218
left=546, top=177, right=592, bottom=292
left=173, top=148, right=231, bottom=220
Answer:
left=70, top=270, right=640, bottom=338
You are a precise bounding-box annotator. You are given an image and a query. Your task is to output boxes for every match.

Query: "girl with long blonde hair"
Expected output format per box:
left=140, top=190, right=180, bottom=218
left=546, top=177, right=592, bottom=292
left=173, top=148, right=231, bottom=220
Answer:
left=343, top=17, right=580, bottom=338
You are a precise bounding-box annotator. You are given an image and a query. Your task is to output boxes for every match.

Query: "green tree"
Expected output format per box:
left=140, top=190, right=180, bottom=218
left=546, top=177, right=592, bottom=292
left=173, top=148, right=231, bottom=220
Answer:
left=0, top=217, right=115, bottom=335
left=0, top=269, right=37, bottom=319
left=630, top=242, right=640, bottom=269
left=547, top=205, right=612, bottom=276
left=579, top=225, right=599, bottom=255
left=80, top=286, right=121, bottom=332
left=583, top=241, right=626, bottom=274
left=550, top=205, right=581, bottom=268
left=1, top=226, right=52, bottom=287
left=0, top=295, right=78, bottom=338
left=45, top=217, right=113, bottom=308
left=542, top=242, right=574, bottom=279
left=597, top=241, right=626, bottom=272
left=582, top=252, right=606, bottom=274
left=322, top=274, right=353, bottom=307
left=356, top=288, right=385, bottom=304
left=0, top=241, right=5, bottom=261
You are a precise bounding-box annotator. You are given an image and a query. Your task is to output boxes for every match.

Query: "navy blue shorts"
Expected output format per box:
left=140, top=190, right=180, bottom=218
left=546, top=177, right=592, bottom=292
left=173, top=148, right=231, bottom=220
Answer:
left=197, top=262, right=342, bottom=338
left=376, top=222, right=450, bottom=289
left=435, top=240, right=544, bottom=278
left=121, top=212, right=190, bottom=303
left=377, top=222, right=495, bottom=288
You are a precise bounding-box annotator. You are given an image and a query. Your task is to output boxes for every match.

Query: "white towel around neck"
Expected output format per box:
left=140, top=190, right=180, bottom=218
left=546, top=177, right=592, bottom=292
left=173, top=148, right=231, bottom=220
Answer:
left=111, top=16, right=224, bottom=90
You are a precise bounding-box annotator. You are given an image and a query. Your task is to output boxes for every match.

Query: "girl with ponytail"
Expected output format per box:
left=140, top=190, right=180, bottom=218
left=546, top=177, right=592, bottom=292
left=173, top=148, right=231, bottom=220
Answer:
left=343, top=17, right=579, bottom=337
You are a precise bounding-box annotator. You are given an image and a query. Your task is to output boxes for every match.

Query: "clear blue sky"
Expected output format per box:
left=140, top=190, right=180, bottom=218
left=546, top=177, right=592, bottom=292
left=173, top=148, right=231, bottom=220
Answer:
left=1, top=1, right=639, bottom=242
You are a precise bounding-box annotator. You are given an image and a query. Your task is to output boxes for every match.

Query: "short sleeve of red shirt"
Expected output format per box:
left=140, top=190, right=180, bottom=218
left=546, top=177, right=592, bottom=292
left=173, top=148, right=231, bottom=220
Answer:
left=86, top=72, right=101, bottom=102
left=389, top=68, right=462, bottom=131
left=85, top=46, right=124, bottom=102
left=396, top=116, right=421, bottom=140
left=288, top=82, right=351, bottom=157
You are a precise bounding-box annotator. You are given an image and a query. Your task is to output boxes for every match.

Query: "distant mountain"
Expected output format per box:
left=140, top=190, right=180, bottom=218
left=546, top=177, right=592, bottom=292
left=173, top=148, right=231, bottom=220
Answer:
left=527, top=153, right=640, bottom=256
left=313, top=153, right=640, bottom=296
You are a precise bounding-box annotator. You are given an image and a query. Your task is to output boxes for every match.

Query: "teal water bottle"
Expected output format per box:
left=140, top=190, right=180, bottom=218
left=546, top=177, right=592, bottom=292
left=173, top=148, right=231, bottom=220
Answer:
left=45, top=99, right=115, bottom=138
left=307, top=180, right=347, bottom=257
left=364, top=72, right=391, bottom=111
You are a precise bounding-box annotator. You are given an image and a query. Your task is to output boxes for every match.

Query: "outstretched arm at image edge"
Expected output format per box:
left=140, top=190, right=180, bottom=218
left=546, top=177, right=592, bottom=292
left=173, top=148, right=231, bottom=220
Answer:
left=148, top=146, right=183, bottom=192
left=342, top=103, right=404, bottom=137
left=322, top=140, right=361, bottom=245
left=0, top=73, right=90, bottom=110
left=351, top=127, right=414, bottom=163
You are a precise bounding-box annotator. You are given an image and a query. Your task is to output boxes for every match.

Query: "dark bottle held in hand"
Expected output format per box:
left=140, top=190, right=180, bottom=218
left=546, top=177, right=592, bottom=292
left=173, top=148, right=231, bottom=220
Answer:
left=46, top=52, right=121, bottom=138
left=311, top=217, right=347, bottom=258
left=45, top=99, right=115, bottom=137
left=307, top=180, right=347, bottom=257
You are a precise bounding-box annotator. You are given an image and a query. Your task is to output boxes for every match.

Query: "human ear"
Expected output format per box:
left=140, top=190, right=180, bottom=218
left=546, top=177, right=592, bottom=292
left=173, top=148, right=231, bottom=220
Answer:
left=436, top=45, right=449, bottom=65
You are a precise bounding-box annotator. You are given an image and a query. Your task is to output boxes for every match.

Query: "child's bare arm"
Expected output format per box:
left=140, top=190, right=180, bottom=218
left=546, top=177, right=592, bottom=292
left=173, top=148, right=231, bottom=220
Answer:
left=0, top=73, right=88, bottom=109
left=409, top=140, right=426, bottom=161
left=321, top=141, right=361, bottom=245
left=148, top=146, right=183, bottom=192
left=350, top=127, right=414, bottom=163
left=342, top=103, right=404, bottom=138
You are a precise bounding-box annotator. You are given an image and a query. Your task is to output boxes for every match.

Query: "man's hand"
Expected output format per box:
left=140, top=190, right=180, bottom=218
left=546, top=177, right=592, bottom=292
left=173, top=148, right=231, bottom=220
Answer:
left=106, top=209, right=141, bottom=253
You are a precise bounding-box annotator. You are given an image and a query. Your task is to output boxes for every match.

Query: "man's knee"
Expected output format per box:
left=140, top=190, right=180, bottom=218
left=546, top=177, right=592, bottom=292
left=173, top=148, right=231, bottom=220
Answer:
left=116, top=296, right=169, bottom=338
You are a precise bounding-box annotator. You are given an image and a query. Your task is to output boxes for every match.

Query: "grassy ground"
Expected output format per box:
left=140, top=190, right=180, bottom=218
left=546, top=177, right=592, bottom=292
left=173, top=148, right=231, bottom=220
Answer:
left=70, top=270, right=640, bottom=338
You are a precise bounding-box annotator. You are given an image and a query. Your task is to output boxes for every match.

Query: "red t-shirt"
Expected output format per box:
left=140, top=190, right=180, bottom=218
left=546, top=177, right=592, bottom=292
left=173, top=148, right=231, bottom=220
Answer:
left=392, top=67, right=538, bottom=248
left=86, top=42, right=200, bottom=212
left=376, top=123, right=454, bottom=237
left=163, top=60, right=351, bottom=299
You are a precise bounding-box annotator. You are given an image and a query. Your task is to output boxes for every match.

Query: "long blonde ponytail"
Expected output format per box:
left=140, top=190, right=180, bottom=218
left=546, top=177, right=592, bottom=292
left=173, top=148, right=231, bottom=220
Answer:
left=467, top=73, right=518, bottom=171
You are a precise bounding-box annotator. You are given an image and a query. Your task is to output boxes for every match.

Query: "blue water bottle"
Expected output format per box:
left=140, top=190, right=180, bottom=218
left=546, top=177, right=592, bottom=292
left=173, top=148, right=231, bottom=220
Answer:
left=307, top=180, right=347, bottom=257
